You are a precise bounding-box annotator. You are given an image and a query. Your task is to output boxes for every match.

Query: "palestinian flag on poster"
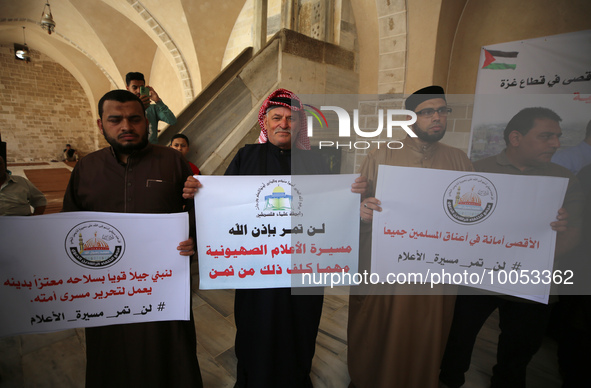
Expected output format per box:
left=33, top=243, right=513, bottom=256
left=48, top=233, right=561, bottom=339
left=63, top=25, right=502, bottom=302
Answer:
left=482, top=48, right=518, bottom=70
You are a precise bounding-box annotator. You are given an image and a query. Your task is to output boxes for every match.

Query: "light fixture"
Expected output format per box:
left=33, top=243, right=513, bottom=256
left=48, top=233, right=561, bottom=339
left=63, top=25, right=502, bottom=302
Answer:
left=15, top=27, right=30, bottom=62
left=41, top=2, right=56, bottom=35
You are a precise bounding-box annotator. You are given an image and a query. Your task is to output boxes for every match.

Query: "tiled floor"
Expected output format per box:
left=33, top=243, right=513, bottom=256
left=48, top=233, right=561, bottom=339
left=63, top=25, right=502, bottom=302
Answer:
left=0, top=163, right=564, bottom=387
left=0, top=276, right=564, bottom=388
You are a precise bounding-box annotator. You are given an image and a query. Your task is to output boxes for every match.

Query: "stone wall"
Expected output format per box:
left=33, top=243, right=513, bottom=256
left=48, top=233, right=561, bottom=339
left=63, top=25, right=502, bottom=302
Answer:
left=376, top=0, right=406, bottom=94
left=0, top=45, right=103, bottom=163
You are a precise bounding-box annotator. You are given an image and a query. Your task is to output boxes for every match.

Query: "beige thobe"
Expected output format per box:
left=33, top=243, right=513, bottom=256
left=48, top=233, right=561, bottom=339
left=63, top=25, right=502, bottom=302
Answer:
left=348, top=137, right=474, bottom=388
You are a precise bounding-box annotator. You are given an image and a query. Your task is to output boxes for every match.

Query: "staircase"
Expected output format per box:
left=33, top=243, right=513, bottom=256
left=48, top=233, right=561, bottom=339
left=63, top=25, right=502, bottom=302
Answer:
left=158, top=29, right=358, bottom=175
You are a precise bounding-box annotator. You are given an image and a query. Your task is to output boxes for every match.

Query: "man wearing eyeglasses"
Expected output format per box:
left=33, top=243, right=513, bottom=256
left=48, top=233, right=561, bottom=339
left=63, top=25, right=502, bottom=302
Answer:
left=407, top=97, right=453, bottom=142
left=347, top=86, right=474, bottom=388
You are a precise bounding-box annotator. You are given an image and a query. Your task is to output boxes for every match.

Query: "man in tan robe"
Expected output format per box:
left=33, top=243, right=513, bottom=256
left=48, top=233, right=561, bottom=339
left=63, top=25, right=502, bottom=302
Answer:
left=347, top=86, right=474, bottom=388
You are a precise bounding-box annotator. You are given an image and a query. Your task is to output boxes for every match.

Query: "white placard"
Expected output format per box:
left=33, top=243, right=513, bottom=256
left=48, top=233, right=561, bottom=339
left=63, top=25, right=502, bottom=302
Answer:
left=0, top=212, right=190, bottom=337
left=372, top=166, right=568, bottom=303
left=194, top=175, right=360, bottom=289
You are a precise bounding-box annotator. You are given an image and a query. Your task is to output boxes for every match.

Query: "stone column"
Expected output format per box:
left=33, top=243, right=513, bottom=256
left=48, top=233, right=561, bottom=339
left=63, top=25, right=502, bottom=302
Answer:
left=281, top=0, right=297, bottom=31
left=253, top=0, right=268, bottom=52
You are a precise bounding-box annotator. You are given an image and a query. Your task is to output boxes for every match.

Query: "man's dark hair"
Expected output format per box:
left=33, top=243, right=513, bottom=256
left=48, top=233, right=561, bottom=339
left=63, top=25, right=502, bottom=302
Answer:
left=503, top=107, right=562, bottom=145
left=171, top=133, right=190, bottom=146
left=125, top=72, right=145, bottom=86
left=98, top=90, right=145, bottom=119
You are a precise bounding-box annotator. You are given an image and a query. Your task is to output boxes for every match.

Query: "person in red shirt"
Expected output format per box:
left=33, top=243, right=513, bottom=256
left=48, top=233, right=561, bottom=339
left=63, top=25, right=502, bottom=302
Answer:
left=170, top=133, right=200, bottom=175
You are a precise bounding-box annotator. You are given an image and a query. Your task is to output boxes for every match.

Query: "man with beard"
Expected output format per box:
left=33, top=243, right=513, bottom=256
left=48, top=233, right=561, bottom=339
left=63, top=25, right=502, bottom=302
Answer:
left=62, top=90, right=203, bottom=387
left=346, top=86, right=474, bottom=388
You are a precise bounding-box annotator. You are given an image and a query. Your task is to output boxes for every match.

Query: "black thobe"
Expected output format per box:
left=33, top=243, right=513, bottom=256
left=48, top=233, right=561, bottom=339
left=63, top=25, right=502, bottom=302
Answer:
left=62, top=145, right=202, bottom=388
left=226, top=142, right=325, bottom=388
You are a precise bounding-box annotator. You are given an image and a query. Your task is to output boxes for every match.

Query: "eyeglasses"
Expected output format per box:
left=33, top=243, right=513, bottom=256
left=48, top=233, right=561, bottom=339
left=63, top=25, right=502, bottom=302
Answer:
left=416, top=107, right=452, bottom=118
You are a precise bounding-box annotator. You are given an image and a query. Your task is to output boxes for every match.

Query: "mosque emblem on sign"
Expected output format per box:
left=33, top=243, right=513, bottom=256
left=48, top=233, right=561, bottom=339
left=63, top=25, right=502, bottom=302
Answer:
left=65, top=221, right=125, bottom=268
left=255, top=178, right=303, bottom=218
left=443, top=175, right=497, bottom=225
left=263, top=186, right=292, bottom=211
left=454, top=187, right=483, bottom=216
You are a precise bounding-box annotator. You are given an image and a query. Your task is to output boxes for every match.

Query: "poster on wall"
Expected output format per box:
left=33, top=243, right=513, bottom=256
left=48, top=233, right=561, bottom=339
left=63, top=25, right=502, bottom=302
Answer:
left=469, top=30, right=591, bottom=161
